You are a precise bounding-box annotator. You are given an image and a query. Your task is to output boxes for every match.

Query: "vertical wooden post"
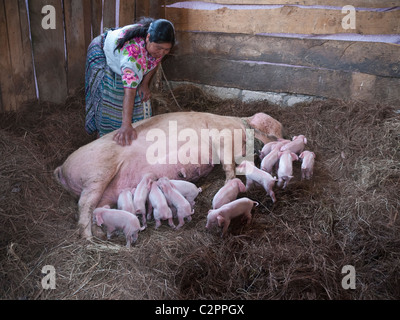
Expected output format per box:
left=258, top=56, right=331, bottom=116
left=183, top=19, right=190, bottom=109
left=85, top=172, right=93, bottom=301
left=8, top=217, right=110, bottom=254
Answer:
left=64, top=0, right=87, bottom=95
left=91, top=0, right=103, bottom=37
left=28, top=0, right=67, bottom=104
left=103, top=0, right=116, bottom=29
left=119, top=0, right=135, bottom=26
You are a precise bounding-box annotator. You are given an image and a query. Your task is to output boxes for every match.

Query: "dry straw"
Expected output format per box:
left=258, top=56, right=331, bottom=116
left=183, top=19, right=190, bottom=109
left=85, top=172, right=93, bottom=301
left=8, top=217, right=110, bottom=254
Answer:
left=0, top=85, right=399, bottom=299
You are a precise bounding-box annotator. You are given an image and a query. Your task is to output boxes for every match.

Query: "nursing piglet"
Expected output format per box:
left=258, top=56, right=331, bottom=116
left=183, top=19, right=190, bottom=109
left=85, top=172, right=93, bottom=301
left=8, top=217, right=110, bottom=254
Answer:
left=277, top=150, right=298, bottom=189
left=133, top=173, right=156, bottom=227
left=299, top=151, right=316, bottom=180
left=170, top=180, right=202, bottom=208
left=117, top=189, right=135, bottom=214
left=259, top=139, right=290, bottom=160
left=92, top=206, right=145, bottom=248
left=212, top=178, right=246, bottom=209
left=157, top=177, right=194, bottom=229
left=148, top=181, right=175, bottom=229
left=206, top=197, right=259, bottom=237
left=280, top=135, right=307, bottom=155
left=260, top=141, right=288, bottom=173
left=237, top=160, right=277, bottom=203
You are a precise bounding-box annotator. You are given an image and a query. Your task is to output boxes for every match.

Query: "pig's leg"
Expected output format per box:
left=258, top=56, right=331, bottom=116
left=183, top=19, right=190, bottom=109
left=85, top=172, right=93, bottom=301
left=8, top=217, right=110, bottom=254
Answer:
left=78, top=187, right=107, bottom=239
left=221, top=219, right=230, bottom=237
left=155, top=219, right=161, bottom=229
left=223, top=163, right=236, bottom=182
left=175, top=215, right=185, bottom=230
left=168, top=218, right=176, bottom=229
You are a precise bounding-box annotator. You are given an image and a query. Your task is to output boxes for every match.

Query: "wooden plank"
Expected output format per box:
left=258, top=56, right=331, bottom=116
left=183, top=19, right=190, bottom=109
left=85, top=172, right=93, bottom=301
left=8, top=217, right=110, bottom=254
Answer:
left=166, top=0, right=399, bottom=9
left=166, top=5, right=400, bottom=35
left=119, top=0, right=136, bottom=26
left=28, top=0, right=67, bottom=103
left=162, top=55, right=400, bottom=104
left=103, top=0, right=116, bottom=29
left=0, top=0, right=17, bottom=111
left=91, top=0, right=103, bottom=37
left=173, top=31, right=400, bottom=78
left=17, top=0, right=36, bottom=102
left=64, top=0, right=87, bottom=95
left=2, top=0, right=36, bottom=110
left=82, top=0, right=92, bottom=48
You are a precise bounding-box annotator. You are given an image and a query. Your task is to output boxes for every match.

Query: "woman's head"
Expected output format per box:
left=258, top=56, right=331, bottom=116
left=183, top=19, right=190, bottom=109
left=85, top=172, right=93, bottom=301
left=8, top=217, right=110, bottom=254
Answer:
left=115, top=17, right=175, bottom=59
left=146, top=19, right=175, bottom=59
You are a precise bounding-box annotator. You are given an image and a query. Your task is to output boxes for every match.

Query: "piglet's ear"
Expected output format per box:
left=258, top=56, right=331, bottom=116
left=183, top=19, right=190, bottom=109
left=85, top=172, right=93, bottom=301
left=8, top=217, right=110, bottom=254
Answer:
left=304, top=137, right=308, bottom=144
left=291, top=152, right=299, bottom=161
left=217, top=215, right=225, bottom=227
left=96, top=214, right=104, bottom=226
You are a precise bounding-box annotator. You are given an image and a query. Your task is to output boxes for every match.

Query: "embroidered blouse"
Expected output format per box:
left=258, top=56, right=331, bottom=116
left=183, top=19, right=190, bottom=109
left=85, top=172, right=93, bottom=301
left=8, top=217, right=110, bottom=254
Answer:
left=103, top=24, right=162, bottom=89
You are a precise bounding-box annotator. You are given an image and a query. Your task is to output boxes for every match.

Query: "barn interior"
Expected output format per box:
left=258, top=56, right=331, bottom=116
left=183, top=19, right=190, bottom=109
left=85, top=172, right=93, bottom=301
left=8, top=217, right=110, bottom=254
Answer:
left=0, top=0, right=399, bottom=300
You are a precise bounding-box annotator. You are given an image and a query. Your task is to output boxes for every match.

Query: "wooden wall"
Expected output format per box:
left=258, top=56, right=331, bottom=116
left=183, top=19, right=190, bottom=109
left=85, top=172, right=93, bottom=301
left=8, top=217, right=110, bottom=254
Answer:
left=163, top=1, right=400, bottom=104
left=0, top=0, right=164, bottom=112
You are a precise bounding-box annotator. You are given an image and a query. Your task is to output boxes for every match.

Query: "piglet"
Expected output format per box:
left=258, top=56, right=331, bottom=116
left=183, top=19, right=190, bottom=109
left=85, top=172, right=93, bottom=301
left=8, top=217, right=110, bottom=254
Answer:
left=206, top=197, right=258, bottom=237
left=212, top=178, right=246, bottom=209
left=117, top=188, right=135, bottom=214
left=92, top=206, right=145, bottom=248
left=260, top=141, right=288, bottom=173
left=259, top=139, right=290, bottom=160
left=133, top=173, right=156, bottom=227
left=170, top=180, right=202, bottom=208
left=148, top=181, right=175, bottom=229
left=236, top=160, right=277, bottom=203
left=280, top=135, right=307, bottom=155
left=157, top=177, right=194, bottom=229
left=299, top=151, right=316, bottom=180
left=277, top=150, right=298, bottom=189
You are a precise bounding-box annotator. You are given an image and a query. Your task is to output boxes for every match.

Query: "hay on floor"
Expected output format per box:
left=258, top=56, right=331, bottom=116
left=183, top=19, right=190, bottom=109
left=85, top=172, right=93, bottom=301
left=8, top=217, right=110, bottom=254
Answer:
left=0, top=85, right=399, bottom=299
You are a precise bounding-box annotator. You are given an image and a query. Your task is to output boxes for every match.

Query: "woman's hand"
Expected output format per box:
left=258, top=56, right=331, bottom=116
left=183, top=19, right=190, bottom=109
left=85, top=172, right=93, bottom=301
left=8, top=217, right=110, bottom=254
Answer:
left=113, top=123, right=137, bottom=146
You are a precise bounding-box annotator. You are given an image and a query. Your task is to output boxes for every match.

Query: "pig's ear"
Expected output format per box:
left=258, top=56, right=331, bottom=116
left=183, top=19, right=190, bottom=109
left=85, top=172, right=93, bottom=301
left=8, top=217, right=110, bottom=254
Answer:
left=312, top=152, right=316, bottom=158
left=278, top=151, right=284, bottom=158
left=96, top=214, right=104, bottom=226
left=217, top=215, right=225, bottom=227
left=292, top=136, right=297, bottom=141
left=299, top=152, right=304, bottom=159
left=291, top=153, right=299, bottom=161
left=304, top=137, right=308, bottom=144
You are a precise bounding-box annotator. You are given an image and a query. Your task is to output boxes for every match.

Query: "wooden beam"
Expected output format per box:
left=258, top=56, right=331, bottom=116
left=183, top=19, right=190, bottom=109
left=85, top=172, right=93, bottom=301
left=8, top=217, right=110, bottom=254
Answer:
left=173, top=31, right=400, bottom=78
left=28, top=0, right=67, bottom=103
left=91, top=0, right=103, bottom=37
left=0, top=0, right=17, bottom=111
left=166, top=5, right=400, bottom=35
left=163, top=55, right=400, bottom=104
left=64, top=0, right=87, bottom=95
left=103, top=0, right=116, bottom=29
left=119, top=0, right=136, bottom=26
left=166, top=0, right=400, bottom=9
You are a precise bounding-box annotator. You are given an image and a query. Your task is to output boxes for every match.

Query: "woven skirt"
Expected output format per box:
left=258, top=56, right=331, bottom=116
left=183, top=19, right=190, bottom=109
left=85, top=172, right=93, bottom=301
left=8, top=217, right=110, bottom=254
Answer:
left=84, top=34, right=152, bottom=136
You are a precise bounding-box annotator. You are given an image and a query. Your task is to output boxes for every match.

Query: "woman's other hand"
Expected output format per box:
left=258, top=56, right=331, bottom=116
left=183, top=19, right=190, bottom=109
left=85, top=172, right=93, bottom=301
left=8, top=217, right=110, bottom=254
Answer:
left=138, top=84, right=151, bottom=102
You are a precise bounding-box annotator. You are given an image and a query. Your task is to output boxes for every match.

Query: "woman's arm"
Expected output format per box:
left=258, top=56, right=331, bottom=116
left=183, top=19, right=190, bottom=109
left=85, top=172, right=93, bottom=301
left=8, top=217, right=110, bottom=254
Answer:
left=113, top=87, right=138, bottom=146
left=138, top=66, right=159, bottom=101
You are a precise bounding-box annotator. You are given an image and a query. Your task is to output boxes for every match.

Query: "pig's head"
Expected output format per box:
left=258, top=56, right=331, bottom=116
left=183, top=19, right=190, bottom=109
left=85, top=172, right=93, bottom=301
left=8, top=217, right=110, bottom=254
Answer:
left=236, top=160, right=255, bottom=175
left=235, top=179, right=246, bottom=193
left=246, top=113, right=283, bottom=140
left=205, top=210, right=219, bottom=229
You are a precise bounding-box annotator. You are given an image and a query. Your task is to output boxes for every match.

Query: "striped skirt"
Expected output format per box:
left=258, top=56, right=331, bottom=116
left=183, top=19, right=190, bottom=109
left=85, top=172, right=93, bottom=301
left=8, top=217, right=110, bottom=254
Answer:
left=84, top=34, right=152, bottom=136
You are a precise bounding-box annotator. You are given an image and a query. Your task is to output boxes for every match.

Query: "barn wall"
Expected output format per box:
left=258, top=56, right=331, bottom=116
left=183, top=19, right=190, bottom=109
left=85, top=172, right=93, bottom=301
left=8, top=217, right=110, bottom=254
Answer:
left=0, top=0, right=165, bottom=112
left=163, top=1, right=400, bottom=104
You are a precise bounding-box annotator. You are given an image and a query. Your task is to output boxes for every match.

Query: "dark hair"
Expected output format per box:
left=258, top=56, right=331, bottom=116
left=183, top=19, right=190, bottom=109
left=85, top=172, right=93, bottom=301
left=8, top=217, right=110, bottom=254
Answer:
left=115, top=17, right=175, bottom=52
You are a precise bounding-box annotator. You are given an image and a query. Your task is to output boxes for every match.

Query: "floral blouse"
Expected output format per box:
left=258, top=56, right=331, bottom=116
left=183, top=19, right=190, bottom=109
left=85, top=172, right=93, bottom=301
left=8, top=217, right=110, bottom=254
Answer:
left=103, top=24, right=162, bottom=89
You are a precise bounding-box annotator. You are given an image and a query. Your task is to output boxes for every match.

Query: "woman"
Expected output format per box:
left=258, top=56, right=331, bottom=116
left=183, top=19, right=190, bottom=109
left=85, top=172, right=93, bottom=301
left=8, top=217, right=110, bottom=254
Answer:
left=85, top=17, right=175, bottom=146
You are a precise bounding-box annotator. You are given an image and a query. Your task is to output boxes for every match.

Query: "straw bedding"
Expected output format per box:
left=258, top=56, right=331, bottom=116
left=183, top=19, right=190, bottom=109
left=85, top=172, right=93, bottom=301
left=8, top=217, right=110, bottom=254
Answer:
left=0, top=85, right=399, bottom=299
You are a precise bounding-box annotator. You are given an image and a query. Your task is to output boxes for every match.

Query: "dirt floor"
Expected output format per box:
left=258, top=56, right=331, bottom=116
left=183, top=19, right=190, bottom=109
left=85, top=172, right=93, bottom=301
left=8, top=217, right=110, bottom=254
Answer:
left=0, top=84, right=399, bottom=300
